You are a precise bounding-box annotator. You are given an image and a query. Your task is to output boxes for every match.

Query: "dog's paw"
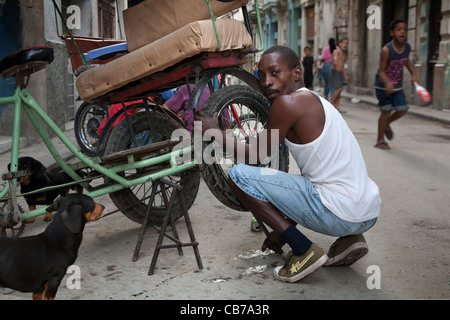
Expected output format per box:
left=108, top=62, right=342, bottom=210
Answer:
left=43, top=212, right=53, bottom=222
left=25, top=218, right=36, bottom=223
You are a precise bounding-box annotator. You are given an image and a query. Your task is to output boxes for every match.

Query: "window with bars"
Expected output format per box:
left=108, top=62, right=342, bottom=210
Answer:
left=305, top=6, right=314, bottom=40
left=60, top=0, right=116, bottom=38
left=98, top=0, right=116, bottom=39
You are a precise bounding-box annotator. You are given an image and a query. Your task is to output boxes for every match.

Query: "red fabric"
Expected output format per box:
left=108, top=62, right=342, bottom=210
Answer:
left=96, top=100, right=142, bottom=134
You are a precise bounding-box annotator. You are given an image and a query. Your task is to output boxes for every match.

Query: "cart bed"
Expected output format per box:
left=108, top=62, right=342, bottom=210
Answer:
left=76, top=18, right=252, bottom=103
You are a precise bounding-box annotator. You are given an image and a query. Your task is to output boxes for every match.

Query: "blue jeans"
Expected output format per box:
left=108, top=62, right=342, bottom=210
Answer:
left=322, top=62, right=332, bottom=99
left=318, top=68, right=324, bottom=83
left=229, top=164, right=377, bottom=237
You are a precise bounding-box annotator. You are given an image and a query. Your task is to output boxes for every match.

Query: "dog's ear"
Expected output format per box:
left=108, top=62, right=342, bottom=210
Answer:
left=61, top=204, right=84, bottom=234
left=31, top=159, right=46, bottom=178
left=80, top=195, right=95, bottom=213
left=46, top=196, right=64, bottom=212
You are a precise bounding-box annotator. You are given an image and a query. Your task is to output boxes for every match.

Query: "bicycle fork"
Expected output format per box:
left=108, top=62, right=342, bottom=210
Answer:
left=0, top=89, right=24, bottom=227
left=0, top=170, right=29, bottom=227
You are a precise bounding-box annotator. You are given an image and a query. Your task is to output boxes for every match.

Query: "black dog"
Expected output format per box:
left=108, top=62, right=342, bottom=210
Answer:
left=8, top=156, right=84, bottom=222
left=0, top=194, right=104, bottom=300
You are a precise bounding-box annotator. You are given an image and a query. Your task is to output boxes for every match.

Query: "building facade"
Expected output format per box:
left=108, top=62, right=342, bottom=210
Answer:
left=250, top=0, right=449, bottom=109
left=1, top=0, right=448, bottom=148
left=0, top=0, right=127, bottom=145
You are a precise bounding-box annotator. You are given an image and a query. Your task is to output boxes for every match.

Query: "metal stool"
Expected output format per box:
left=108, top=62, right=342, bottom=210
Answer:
left=132, top=178, right=203, bottom=275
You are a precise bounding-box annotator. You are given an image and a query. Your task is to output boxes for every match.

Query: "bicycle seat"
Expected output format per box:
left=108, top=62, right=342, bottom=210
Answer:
left=83, top=42, right=128, bottom=63
left=0, top=46, right=54, bottom=79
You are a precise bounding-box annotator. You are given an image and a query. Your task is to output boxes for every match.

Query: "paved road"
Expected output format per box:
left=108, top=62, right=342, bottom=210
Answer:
left=1, top=97, right=449, bottom=301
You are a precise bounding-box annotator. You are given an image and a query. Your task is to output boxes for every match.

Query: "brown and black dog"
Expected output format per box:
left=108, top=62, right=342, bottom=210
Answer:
left=8, top=156, right=85, bottom=222
left=0, top=194, right=104, bottom=300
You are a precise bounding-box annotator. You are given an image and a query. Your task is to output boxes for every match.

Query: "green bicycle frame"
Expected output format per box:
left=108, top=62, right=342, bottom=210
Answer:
left=0, top=86, right=195, bottom=221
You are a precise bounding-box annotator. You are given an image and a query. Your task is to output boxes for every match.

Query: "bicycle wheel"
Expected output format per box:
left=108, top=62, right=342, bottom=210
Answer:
left=74, top=102, right=108, bottom=157
left=104, top=111, right=200, bottom=226
left=200, top=85, right=289, bottom=211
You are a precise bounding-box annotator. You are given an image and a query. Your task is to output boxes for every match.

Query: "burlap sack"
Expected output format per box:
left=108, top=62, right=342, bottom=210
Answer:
left=123, top=0, right=248, bottom=51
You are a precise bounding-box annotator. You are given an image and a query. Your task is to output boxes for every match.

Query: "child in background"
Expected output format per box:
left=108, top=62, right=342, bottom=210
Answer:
left=321, top=38, right=336, bottom=100
left=316, top=48, right=324, bottom=89
left=329, top=38, right=349, bottom=113
left=300, top=46, right=317, bottom=90
left=374, top=19, right=418, bottom=150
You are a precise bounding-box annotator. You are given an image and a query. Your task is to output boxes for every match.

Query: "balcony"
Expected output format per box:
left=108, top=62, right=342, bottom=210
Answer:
left=262, top=0, right=277, bottom=15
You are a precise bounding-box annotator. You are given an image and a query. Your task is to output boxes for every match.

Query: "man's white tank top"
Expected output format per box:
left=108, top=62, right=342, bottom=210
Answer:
left=284, top=88, right=380, bottom=223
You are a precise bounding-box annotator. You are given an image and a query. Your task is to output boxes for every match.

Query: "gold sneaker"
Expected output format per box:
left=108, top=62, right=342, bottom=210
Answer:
left=273, top=243, right=327, bottom=283
left=324, top=234, right=369, bottom=267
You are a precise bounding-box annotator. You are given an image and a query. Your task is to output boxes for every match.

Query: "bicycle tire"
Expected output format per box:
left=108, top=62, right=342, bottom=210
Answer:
left=200, top=85, right=289, bottom=211
left=104, top=111, right=200, bottom=226
left=74, top=102, right=108, bottom=157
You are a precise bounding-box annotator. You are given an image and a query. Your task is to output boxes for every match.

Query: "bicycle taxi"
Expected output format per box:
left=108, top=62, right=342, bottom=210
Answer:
left=0, top=0, right=288, bottom=238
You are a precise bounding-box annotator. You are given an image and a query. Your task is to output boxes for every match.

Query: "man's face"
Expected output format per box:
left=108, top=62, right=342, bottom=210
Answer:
left=257, top=52, right=301, bottom=103
left=340, top=39, right=349, bottom=51
left=390, top=22, right=407, bottom=44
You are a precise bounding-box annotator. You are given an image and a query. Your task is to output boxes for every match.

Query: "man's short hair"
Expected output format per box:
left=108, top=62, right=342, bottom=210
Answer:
left=262, top=46, right=300, bottom=70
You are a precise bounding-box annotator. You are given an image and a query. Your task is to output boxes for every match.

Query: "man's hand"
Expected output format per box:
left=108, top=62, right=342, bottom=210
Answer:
left=385, top=81, right=395, bottom=94
left=194, top=111, right=220, bottom=134
left=262, top=231, right=285, bottom=254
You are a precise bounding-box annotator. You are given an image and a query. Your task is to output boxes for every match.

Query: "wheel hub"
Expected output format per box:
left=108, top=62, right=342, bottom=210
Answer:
left=0, top=202, right=25, bottom=238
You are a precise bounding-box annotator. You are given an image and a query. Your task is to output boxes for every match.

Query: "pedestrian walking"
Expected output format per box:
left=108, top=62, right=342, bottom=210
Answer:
left=329, top=38, right=349, bottom=113
left=321, top=38, right=336, bottom=99
left=195, top=45, right=381, bottom=283
left=300, top=46, right=317, bottom=90
left=316, top=48, right=324, bottom=89
left=374, top=19, right=419, bottom=150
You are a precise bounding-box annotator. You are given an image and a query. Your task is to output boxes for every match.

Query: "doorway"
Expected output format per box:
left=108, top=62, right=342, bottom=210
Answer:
left=382, top=0, right=408, bottom=46
left=426, top=0, right=442, bottom=94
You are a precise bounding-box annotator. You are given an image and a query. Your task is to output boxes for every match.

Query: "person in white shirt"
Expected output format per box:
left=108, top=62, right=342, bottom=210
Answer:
left=195, top=46, right=380, bottom=283
left=316, top=47, right=324, bottom=88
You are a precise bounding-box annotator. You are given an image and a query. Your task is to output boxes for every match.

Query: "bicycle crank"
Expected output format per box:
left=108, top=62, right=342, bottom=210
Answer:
left=0, top=201, right=25, bottom=238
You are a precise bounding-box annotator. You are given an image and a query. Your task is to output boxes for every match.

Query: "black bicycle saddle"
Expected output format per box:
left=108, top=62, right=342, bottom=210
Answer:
left=0, top=46, right=54, bottom=79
